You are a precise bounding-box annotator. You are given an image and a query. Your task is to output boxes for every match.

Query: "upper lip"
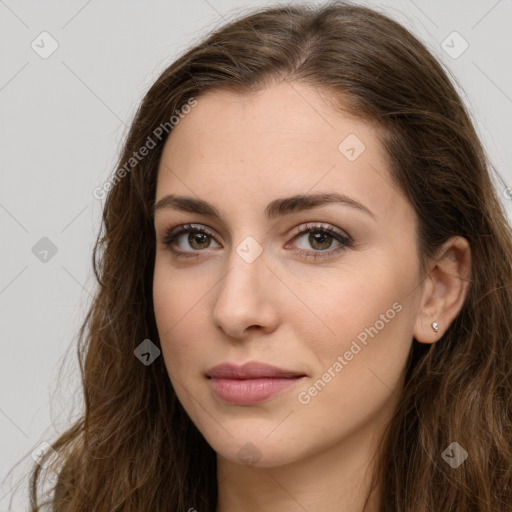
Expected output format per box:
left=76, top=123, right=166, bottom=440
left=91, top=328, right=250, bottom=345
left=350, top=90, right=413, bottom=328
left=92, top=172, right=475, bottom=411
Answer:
left=206, top=361, right=306, bottom=379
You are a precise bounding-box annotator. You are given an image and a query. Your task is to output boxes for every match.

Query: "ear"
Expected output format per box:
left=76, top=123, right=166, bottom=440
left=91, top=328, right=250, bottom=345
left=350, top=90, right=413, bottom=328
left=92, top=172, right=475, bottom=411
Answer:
left=413, top=236, right=471, bottom=344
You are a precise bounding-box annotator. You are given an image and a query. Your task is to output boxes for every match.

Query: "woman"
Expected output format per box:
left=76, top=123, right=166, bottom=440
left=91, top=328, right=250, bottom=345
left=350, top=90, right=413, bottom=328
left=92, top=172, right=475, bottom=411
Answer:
left=28, top=2, right=512, bottom=511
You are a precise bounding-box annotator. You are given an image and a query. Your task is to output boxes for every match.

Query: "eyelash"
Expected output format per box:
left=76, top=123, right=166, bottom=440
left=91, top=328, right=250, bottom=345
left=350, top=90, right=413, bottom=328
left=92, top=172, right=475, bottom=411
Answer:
left=160, top=222, right=353, bottom=260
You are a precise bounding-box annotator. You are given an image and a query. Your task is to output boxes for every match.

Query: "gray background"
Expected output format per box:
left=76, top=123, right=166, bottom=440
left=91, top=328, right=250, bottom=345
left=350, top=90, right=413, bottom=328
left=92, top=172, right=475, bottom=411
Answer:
left=1, top=0, right=511, bottom=509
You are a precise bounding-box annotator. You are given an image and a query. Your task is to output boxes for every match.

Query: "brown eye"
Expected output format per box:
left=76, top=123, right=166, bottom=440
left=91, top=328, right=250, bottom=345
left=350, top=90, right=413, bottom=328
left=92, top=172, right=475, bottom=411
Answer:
left=161, top=222, right=353, bottom=261
left=162, top=224, right=220, bottom=257
left=307, top=231, right=335, bottom=251
left=187, top=231, right=212, bottom=250
left=288, top=223, right=353, bottom=260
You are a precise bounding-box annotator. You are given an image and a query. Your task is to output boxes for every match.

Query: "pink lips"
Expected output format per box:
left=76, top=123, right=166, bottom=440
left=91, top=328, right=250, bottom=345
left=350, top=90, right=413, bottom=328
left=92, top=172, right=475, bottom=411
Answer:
left=206, top=361, right=306, bottom=405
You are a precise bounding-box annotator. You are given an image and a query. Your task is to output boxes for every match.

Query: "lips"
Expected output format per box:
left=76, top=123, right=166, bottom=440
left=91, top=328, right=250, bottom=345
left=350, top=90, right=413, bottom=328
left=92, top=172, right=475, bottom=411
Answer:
left=206, top=361, right=305, bottom=379
left=206, top=361, right=306, bottom=405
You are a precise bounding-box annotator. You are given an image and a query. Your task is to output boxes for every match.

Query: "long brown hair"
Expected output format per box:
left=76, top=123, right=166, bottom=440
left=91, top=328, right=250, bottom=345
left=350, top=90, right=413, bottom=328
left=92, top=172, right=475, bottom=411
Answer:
left=23, top=2, right=512, bottom=510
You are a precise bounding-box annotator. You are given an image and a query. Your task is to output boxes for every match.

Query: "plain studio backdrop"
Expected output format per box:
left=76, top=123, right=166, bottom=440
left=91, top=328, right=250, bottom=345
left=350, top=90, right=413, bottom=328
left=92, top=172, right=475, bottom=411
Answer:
left=1, top=0, right=511, bottom=509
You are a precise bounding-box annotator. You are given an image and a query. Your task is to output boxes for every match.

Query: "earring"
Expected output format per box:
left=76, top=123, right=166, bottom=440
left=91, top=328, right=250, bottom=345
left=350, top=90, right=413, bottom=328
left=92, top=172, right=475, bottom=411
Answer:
left=431, top=321, right=439, bottom=333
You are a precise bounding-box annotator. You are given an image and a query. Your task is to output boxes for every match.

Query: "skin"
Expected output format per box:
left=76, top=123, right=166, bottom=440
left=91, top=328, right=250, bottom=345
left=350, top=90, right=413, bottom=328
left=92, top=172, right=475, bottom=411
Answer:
left=152, top=81, right=471, bottom=512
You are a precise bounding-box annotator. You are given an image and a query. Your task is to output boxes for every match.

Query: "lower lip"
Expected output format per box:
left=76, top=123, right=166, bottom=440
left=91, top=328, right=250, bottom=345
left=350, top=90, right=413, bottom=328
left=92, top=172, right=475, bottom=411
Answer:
left=208, top=376, right=304, bottom=405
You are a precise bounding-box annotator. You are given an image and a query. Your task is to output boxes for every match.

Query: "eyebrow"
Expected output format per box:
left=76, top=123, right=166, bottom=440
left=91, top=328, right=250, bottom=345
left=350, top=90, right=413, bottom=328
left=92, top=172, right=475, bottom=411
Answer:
left=153, top=192, right=376, bottom=222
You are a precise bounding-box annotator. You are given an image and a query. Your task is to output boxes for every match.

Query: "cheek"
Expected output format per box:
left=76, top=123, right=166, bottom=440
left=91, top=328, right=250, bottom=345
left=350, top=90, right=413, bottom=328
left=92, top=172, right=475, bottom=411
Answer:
left=290, top=270, right=413, bottom=442
left=153, top=260, right=210, bottom=374
left=153, top=255, right=211, bottom=327
left=298, top=253, right=415, bottom=381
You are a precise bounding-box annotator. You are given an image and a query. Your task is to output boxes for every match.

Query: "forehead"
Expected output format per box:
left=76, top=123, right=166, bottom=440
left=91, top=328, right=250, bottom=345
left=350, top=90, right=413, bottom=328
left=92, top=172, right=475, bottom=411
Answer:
left=162, top=82, right=375, bottom=161
left=156, top=81, right=402, bottom=223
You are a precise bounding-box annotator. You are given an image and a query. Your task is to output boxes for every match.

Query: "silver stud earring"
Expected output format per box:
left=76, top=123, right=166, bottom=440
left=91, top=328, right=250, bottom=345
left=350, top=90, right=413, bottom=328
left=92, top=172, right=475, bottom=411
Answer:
left=431, top=321, right=439, bottom=333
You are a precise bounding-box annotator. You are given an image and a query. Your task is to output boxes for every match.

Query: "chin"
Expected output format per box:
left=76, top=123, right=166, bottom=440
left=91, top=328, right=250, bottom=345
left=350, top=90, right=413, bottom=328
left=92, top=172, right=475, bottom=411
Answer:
left=201, top=429, right=307, bottom=469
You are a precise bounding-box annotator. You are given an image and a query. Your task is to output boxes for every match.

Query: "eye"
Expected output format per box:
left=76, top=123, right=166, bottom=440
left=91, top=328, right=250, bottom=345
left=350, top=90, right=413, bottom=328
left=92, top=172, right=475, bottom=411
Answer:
left=160, top=223, right=220, bottom=259
left=286, top=222, right=353, bottom=260
left=159, top=222, right=353, bottom=260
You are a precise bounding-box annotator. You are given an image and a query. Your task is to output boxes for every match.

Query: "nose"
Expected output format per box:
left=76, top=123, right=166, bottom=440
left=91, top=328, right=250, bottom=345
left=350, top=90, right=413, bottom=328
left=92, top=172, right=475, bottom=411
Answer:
left=211, top=243, right=280, bottom=339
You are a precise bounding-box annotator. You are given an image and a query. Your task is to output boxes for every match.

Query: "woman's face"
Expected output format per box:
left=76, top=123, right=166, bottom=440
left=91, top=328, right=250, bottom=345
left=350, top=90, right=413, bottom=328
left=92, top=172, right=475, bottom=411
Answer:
left=153, top=81, right=425, bottom=468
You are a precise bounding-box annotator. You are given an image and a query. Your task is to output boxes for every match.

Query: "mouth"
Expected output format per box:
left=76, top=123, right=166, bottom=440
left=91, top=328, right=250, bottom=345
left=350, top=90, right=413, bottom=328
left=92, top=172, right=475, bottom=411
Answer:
left=206, top=361, right=306, bottom=405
